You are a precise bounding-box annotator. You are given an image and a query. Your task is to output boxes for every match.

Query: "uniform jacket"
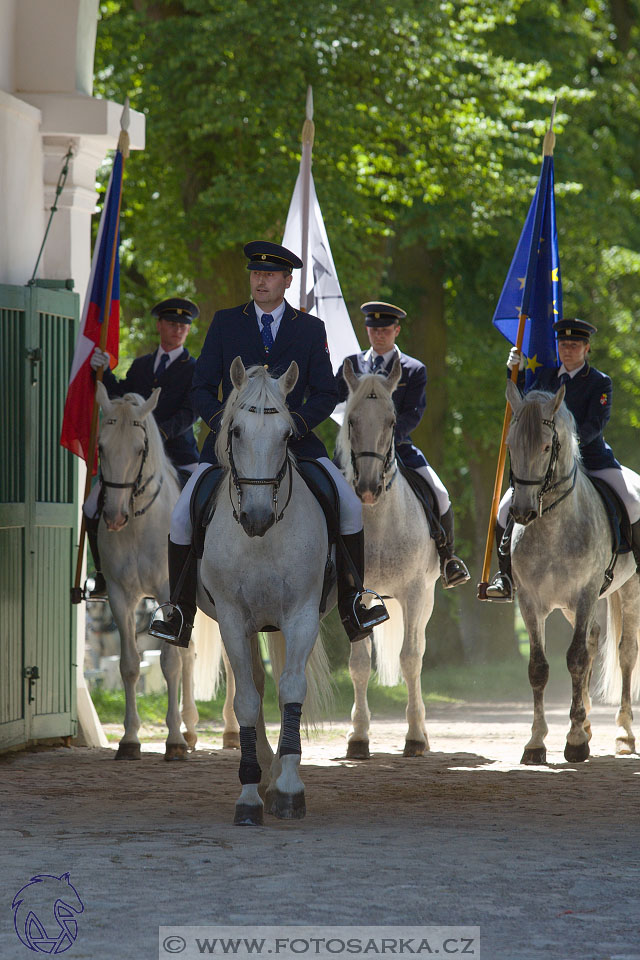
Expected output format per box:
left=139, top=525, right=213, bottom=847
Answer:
left=523, top=363, right=619, bottom=471
left=336, top=348, right=428, bottom=468
left=101, top=349, right=200, bottom=467
left=192, top=299, right=338, bottom=463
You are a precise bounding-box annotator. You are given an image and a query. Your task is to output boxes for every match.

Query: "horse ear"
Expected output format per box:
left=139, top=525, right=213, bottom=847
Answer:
left=385, top=356, right=402, bottom=393
left=278, top=361, right=299, bottom=397
left=138, top=387, right=161, bottom=419
left=230, top=356, right=247, bottom=391
left=95, top=381, right=113, bottom=415
left=342, top=357, right=360, bottom=394
left=505, top=379, right=523, bottom=415
left=552, top=384, right=566, bottom=414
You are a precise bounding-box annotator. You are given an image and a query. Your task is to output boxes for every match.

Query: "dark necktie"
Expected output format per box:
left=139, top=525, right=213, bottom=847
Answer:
left=156, top=352, right=169, bottom=376
left=372, top=354, right=385, bottom=373
left=261, top=314, right=274, bottom=353
left=559, top=372, right=570, bottom=386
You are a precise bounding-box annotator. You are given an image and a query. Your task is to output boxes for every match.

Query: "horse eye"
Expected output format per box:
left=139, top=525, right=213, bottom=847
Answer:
left=233, top=426, right=241, bottom=438
left=543, top=443, right=551, bottom=452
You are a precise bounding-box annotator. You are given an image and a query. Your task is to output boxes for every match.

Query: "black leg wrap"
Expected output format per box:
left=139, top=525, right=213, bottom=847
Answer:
left=279, top=702, right=302, bottom=757
left=238, top=726, right=261, bottom=784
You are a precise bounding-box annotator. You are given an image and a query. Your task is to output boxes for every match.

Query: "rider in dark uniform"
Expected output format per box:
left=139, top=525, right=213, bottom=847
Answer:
left=85, top=297, right=200, bottom=596
left=486, top=317, right=640, bottom=600
left=336, top=301, right=470, bottom=588
left=148, top=242, right=389, bottom=649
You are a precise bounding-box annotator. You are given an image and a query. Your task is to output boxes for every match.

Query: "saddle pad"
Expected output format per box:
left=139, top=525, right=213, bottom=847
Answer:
left=294, top=458, right=340, bottom=545
left=588, top=475, right=631, bottom=554
left=190, top=465, right=225, bottom=559
left=396, top=458, right=443, bottom=544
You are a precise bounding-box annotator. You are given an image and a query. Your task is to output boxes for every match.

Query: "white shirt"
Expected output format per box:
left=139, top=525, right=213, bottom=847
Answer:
left=558, top=361, right=585, bottom=380
left=255, top=300, right=286, bottom=341
left=153, top=345, right=184, bottom=372
left=362, top=344, right=400, bottom=374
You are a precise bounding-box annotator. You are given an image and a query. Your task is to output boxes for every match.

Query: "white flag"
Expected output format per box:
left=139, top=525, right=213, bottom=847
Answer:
left=283, top=170, right=360, bottom=375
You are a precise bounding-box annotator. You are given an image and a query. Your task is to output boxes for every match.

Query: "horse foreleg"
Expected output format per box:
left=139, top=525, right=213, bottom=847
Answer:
left=519, top=601, right=549, bottom=765
left=110, top=588, right=143, bottom=760
left=615, top=578, right=640, bottom=755
left=347, top=635, right=372, bottom=760
left=250, top=635, right=275, bottom=793
left=179, top=644, right=199, bottom=752
left=582, top=618, right=600, bottom=743
left=161, top=642, right=189, bottom=760
left=565, top=602, right=597, bottom=763
left=221, top=647, right=240, bottom=750
left=399, top=586, right=432, bottom=757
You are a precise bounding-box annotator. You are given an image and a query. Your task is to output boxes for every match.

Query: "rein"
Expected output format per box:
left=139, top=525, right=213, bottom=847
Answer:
left=510, top=414, right=578, bottom=517
left=226, top=405, right=293, bottom=524
left=100, top=418, right=164, bottom=520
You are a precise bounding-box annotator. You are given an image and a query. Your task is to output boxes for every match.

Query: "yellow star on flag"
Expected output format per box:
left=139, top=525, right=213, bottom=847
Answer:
left=526, top=354, right=543, bottom=373
left=517, top=277, right=526, bottom=290
left=551, top=268, right=558, bottom=282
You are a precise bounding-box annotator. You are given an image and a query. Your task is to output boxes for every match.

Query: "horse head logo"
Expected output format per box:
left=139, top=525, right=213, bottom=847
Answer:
left=12, top=873, right=84, bottom=954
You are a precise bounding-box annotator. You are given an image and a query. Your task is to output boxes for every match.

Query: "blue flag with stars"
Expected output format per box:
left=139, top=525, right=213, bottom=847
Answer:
left=492, top=154, right=562, bottom=387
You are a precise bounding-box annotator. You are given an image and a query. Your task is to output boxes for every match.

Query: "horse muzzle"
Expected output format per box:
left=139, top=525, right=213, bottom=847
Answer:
left=239, top=510, right=275, bottom=538
left=511, top=508, right=537, bottom=526
left=103, top=512, right=129, bottom=532
left=356, top=482, right=382, bottom=505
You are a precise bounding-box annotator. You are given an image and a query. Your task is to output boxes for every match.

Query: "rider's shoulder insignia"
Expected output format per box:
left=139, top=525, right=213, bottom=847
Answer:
left=600, top=392, right=608, bottom=406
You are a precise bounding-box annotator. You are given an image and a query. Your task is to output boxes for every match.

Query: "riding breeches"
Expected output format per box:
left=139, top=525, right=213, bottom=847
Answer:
left=497, top=463, right=640, bottom=527
left=414, top=465, right=451, bottom=516
left=169, top=457, right=363, bottom=546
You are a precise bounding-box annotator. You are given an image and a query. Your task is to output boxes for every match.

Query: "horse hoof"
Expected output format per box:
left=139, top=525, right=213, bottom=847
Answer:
left=403, top=739, right=427, bottom=757
left=164, top=742, right=188, bottom=761
left=234, top=803, right=264, bottom=826
left=183, top=732, right=198, bottom=751
left=223, top=732, right=241, bottom=750
left=521, top=747, right=547, bottom=765
left=115, top=742, right=141, bottom=760
left=616, top=736, right=636, bottom=756
left=266, top=788, right=306, bottom=820
left=564, top=741, right=590, bottom=763
left=346, top=740, right=370, bottom=760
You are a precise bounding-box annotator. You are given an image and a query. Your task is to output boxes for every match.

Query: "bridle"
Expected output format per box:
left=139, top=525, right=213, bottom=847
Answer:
left=348, top=390, right=397, bottom=492
left=226, top=406, right=293, bottom=524
left=509, top=414, right=577, bottom=518
left=99, top=418, right=164, bottom=520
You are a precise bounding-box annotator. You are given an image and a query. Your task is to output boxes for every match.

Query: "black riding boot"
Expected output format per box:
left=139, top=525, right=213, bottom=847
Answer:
left=485, top=518, right=514, bottom=602
left=85, top=515, right=107, bottom=598
left=437, top=507, right=471, bottom=589
left=338, top=530, right=389, bottom=643
left=148, top=540, right=197, bottom=648
left=630, top=519, right=640, bottom=572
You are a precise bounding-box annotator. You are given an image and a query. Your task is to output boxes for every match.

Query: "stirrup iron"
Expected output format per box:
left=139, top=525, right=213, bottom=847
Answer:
left=352, top=588, right=389, bottom=630
left=148, top=601, right=185, bottom=640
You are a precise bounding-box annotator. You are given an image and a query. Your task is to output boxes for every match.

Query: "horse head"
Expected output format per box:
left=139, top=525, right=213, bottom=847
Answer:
left=506, top=380, right=573, bottom=525
left=338, top=356, right=401, bottom=504
left=219, top=357, right=298, bottom=538
left=96, top=381, right=161, bottom=531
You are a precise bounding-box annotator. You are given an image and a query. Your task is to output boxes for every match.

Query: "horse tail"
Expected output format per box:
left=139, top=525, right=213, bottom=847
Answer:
left=373, top=598, right=404, bottom=687
left=191, top=610, right=223, bottom=701
left=267, top=629, right=334, bottom=729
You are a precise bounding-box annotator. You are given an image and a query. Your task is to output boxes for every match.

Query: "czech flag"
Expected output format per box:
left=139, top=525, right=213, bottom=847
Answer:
left=60, top=148, right=123, bottom=470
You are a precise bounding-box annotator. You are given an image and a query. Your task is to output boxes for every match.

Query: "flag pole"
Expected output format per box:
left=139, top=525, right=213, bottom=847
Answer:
left=71, top=100, right=130, bottom=603
left=299, top=85, right=314, bottom=312
left=477, top=99, right=557, bottom=599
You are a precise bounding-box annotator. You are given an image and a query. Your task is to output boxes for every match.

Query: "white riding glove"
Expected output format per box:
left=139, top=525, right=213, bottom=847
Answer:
left=507, top=347, right=525, bottom=370
left=90, top=347, right=110, bottom=372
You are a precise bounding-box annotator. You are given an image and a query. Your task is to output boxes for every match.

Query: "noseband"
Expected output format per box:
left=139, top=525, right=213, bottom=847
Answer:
left=226, top=406, right=293, bottom=524
left=100, top=418, right=163, bottom=519
left=509, top=414, right=577, bottom=517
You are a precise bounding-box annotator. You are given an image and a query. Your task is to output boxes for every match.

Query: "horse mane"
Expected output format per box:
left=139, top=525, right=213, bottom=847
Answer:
left=515, top=390, right=581, bottom=463
left=335, top=372, right=395, bottom=478
left=214, top=366, right=296, bottom=468
left=106, top=392, right=179, bottom=485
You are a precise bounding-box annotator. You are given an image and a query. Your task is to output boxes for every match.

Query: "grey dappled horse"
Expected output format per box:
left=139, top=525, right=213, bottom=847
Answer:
left=95, top=383, right=224, bottom=759
left=505, top=380, right=640, bottom=763
left=196, top=359, right=332, bottom=825
left=336, top=358, right=440, bottom=758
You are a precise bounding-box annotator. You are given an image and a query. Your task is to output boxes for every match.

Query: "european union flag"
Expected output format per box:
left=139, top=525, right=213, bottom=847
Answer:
left=492, top=154, right=562, bottom=388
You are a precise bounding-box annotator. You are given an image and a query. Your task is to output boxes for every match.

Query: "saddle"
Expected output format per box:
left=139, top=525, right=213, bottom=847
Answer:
left=189, top=458, right=339, bottom=615
left=588, top=475, right=632, bottom=555
left=396, top=458, right=444, bottom=546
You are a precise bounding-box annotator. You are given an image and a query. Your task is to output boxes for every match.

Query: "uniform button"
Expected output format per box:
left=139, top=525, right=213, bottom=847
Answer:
left=264, top=364, right=269, bottom=369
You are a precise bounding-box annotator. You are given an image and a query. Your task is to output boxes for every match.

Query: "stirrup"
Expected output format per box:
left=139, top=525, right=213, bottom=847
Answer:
left=148, top=602, right=191, bottom=647
left=485, top=572, right=514, bottom=603
left=442, top=556, right=470, bottom=589
left=81, top=576, right=108, bottom=603
left=353, top=589, right=390, bottom=630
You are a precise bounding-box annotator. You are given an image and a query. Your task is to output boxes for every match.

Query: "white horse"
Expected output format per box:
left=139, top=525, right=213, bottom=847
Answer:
left=196, top=359, right=333, bottom=825
left=95, top=383, right=227, bottom=759
left=336, top=358, right=440, bottom=758
left=505, top=380, right=640, bottom=762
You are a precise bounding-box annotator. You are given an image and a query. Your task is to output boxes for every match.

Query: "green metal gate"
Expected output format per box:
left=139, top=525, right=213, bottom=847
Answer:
left=0, top=281, right=79, bottom=750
